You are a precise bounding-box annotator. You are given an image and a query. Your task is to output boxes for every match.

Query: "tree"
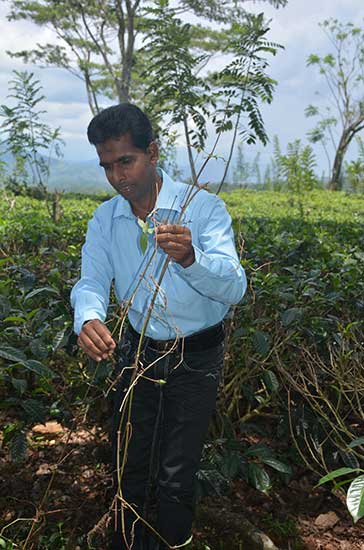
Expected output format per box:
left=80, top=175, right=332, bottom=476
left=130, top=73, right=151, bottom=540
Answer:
left=0, top=70, right=63, bottom=192
left=252, top=152, right=262, bottom=185
left=142, top=5, right=281, bottom=186
left=141, top=2, right=213, bottom=182
left=4, top=0, right=287, bottom=117
left=266, top=134, right=284, bottom=189
left=306, top=19, right=364, bottom=190
left=231, top=147, right=262, bottom=187
left=0, top=70, right=64, bottom=220
left=274, top=139, right=317, bottom=217
left=232, top=144, right=251, bottom=186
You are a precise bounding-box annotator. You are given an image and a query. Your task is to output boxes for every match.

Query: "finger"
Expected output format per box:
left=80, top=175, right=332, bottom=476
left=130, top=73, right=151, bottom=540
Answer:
left=83, top=320, right=116, bottom=350
left=78, top=321, right=115, bottom=358
left=83, top=326, right=112, bottom=354
left=77, top=332, right=108, bottom=361
left=157, top=224, right=188, bottom=235
left=159, top=241, right=187, bottom=254
left=156, top=232, right=191, bottom=245
left=80, top=323, right=114, bottom=353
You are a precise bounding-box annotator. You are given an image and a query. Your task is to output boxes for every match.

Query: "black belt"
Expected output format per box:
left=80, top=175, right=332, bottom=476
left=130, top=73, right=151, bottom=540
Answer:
left=128, top=322, right=225, bottom=353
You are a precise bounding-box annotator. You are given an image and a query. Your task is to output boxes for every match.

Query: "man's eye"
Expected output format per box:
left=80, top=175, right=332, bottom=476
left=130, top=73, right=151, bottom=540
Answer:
left=119, top=158, right=132, bottom=165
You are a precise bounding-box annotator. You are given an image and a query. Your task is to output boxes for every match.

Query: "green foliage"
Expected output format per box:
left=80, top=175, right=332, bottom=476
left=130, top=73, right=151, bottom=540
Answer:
left=346, top=159, right=364, bottom=193
left=318, top=467, right=364, bottom=523
left=4, top=1, right=285, bottom=188
left=142, top=6, right=281, bottom=182
left=223, top=187, right=364, bottom=479
left=274, top=139, right=317, bottom=193
left=142, top=3, right=213, bottom=155
left=345, top=137, right=364, bottom=193
left=0, top=70, right=63, bottom=194
left=177, top=0, right=287, bottom=23
left=347, top=475, right=364, bottom=523
left=1, top=186, right=364, bottom=548
left=38, top=522, right=68, bottom=549
left=272, top=138, right=318, bottom=217
left=137, top=218, right=154, bottom=255
left=10, top=429, right=27, bottom=462
left=0, top=193, right=98, bottom=458
left=263, top=134, right=285, bottom=190
left=197, top=436, right=291, bottom=498
left=0, top=537, right=15, bottom=550
left=262, top=514, right=303, bottom=549
left=209, top=13, right=282, bottom=147
left=6, top=0, right=124, bottom=112
left=232, top=144, right=250, bottom=185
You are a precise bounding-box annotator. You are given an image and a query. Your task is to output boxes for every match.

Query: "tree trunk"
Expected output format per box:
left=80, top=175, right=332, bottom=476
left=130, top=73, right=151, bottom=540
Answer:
left=182, top=113, right=197, bottom=183
left=117, top=82, right=130, bottom=103
left=52, top=190, right=63, bottom=223
left=118, top=2, right=136, bottom=103
left=85, top=69, right=100, bottom=115
left=330, top=114, right=364, bottom=190
left=329, top=130, right=350, bottom=191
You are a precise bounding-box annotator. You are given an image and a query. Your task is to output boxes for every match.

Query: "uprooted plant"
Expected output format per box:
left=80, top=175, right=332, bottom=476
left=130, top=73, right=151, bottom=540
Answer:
left=105, top=10, right=281, bottom=549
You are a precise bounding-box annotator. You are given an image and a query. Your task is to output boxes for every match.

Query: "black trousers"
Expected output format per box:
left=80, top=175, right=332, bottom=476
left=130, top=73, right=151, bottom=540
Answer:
left=110, top=328, right=223, bottom=550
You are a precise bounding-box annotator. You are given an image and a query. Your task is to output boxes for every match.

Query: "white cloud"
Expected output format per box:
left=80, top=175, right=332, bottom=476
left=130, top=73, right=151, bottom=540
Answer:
left=0, top=3, right=55, bottom=67
left=247, top=0, right=364, bottom=42
left=1, top=0, right=363, bottom=168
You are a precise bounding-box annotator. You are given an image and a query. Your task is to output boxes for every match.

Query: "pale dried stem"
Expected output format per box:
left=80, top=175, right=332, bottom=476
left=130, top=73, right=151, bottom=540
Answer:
left=276, top=338, right=364, bottom=475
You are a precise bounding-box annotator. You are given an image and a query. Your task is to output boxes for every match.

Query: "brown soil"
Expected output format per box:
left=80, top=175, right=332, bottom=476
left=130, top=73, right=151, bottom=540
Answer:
left=1, top=421, right=364, bottom=550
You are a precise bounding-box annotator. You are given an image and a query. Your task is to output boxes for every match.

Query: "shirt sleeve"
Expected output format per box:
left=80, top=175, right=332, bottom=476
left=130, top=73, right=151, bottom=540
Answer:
left=174, top=196, right=247, bottom=305
left=70, top=209, right=114, bottom=334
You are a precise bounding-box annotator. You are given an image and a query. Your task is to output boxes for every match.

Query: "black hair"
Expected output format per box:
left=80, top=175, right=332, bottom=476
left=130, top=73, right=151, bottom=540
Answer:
left=87, top=103, right=154, bottom=151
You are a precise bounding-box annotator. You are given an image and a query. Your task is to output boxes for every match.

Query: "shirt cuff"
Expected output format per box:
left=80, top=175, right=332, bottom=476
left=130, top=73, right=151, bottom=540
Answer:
left=174, top=246, right=212, bottom=281
left=74, top=310, right=104, bottom=335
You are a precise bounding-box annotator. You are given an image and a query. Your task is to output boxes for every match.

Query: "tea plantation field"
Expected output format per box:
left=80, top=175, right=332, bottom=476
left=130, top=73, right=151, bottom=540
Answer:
left=1, top=187, right=364, bottom=442
left=0, top=188, right=364, bottom=547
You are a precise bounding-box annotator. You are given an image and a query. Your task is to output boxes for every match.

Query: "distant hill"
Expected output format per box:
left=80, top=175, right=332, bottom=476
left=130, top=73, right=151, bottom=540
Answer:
left=0, top=152, right=110, bottom=193
left=0, top=148, right=238, bottom=193
left=48, top=158, right=110, bottom=193
left=48, top=152, right=233, bottom=191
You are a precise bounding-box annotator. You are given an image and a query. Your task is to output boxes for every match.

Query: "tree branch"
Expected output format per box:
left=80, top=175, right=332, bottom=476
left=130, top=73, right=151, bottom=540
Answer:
left=77, top=2, right=116, bottom=83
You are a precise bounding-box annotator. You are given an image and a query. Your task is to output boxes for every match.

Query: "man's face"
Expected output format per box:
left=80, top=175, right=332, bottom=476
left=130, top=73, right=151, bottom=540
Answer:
left=96, top=133, right=158, bottom=205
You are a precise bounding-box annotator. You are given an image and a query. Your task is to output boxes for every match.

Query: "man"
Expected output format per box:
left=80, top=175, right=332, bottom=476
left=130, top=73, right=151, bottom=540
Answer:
left=71, top=103, right=247, bottom=550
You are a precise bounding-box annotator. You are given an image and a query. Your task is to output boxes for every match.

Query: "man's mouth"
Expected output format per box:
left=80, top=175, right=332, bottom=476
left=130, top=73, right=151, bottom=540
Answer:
left=119, top=183, right=131, bottom=192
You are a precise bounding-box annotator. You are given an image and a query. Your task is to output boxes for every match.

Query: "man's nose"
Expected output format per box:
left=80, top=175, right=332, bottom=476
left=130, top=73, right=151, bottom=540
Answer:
left=111, top=162, right=126, bottom=183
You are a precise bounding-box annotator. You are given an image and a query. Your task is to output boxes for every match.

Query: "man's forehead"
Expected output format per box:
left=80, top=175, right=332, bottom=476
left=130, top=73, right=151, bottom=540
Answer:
left=96, top=134, right=143, bottom=158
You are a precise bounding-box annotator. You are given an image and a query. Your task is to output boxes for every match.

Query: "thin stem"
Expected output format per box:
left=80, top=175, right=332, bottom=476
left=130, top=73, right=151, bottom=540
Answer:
left=182, top=113, right=197, bottom=184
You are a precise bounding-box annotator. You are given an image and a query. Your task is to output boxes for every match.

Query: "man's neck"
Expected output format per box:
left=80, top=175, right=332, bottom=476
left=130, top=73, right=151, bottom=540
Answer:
left=131, top=176, right=162, bottom=221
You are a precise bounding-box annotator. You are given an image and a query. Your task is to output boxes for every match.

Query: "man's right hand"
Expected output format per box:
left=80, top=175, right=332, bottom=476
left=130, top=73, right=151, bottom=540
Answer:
left=77, top=319, right=116, bottom=362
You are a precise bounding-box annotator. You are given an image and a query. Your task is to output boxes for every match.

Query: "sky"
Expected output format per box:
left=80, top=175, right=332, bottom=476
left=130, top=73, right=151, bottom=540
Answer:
left=0, top=0, right=364, bottom=177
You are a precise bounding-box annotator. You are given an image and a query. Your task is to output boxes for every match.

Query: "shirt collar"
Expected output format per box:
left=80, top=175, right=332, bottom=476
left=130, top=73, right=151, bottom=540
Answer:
left=112, top=169, right=186, bottom=220
left=153, top=170, right=185, bottom=212
left=112, top=195, right=134, bottom=219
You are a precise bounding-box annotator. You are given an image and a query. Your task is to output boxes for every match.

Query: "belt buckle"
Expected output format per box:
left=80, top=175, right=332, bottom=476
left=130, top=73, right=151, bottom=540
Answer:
left=148, top=339, right=168, bottom=353
left=149, top=338, right=177, bottom=353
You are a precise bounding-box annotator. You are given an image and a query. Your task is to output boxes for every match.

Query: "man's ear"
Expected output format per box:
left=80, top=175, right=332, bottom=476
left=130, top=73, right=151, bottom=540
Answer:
left=147, top=141, right=159, bottom=165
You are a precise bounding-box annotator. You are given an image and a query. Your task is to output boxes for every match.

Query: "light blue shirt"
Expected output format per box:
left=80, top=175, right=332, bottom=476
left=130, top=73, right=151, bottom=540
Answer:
left=71, top=170, right=247, bottom=339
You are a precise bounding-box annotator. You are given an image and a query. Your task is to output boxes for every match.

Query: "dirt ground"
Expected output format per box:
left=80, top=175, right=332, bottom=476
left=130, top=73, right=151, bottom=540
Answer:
left=1, top=421, right=364, bottom=550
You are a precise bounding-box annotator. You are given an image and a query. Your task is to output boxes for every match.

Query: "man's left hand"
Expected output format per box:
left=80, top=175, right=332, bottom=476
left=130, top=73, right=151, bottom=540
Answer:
left=155, top=224, right=195, bottom=268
